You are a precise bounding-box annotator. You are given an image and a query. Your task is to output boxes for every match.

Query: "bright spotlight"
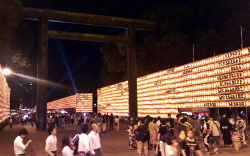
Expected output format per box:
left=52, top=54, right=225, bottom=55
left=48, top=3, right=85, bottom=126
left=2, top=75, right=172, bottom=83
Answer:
left=2, top=68, right=12, bottom=75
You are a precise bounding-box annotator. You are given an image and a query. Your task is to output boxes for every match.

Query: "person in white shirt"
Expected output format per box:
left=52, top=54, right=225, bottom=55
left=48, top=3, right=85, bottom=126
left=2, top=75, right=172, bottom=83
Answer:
left=164, top=135, right=179, bottom=156
left=45, top=126, right=58, bottom=156
left=78, top=124, right=90, bottom=156
left=83, top=115, right=89, bottom=125
left=61, top=134, right=74, bottom=156
left=88, top=124, right=102, bottom=156
left=114, top=115, right=120, bottom=131
left=210, top=116, right=221, bottom=154
left=14, top=128, right=32, bottom=156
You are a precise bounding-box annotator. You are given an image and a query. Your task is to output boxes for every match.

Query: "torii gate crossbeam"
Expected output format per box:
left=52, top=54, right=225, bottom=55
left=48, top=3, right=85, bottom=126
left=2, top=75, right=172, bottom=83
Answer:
left=21, top=8, right=156, bottom=131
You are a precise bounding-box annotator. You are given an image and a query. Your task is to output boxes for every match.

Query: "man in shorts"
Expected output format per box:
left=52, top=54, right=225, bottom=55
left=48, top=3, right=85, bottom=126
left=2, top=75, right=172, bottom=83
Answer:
left=210, top=116, right=221, bottom=154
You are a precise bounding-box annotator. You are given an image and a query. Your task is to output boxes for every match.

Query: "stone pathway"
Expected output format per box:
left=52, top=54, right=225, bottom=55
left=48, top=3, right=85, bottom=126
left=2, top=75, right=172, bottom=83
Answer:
left=1, top=122, right=250, bottom=156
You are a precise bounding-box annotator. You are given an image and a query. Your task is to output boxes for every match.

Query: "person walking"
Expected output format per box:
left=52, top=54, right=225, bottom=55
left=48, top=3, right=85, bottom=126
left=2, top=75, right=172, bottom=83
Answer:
left=61, top=134, right=74, bottom=156
left=9, top=116, right=13, bottom=129
left=106, top=113, right=109, bottom=125
left=114, top=115, right=120, bottom=131
left=109, top=113, right=114, bottom=130
left=61, top=116, right=66, bottom=130
left=137, top=118, right=149, bottom=156
left=158, top=119, right=170, bottom=156
left=148, top=118, right=158, bottom=150
left=220, top=114, right=232, bottom=147
left=31, top=115, right=35, bottom=127
left=83, top=115, right=88, bottom=125
left=181, top=128, right=203, bottom=156
left=201, top=117, right=211, bottom=155
left=126, top=123, right=136, bottom=150
left=210, top=116, right=221, bottom=154
left=57, top=115, right=62, bottom=130
left=14, top=128, right=32, bottom=156
left=178, top=119, right=188, bottom=140
left=78, top=124, right=90, bottom=156
left=71, top=115, right=75, bottom=125
left=96, top=113, right=102, bottom=133
left=236, top=114, right=248, bottom=147
left=231, top=130, right=241, bottom=153
left=168, top=114, right=175, bottom=135
left=101, top=115, right=107, bottom=133
left=163, top=135, right=180, bottom=156
left=193, top=113, right=201, bottom=139
left=88, top=124, right=102, bottom=156
left=45, top=126, right=58, bottom=156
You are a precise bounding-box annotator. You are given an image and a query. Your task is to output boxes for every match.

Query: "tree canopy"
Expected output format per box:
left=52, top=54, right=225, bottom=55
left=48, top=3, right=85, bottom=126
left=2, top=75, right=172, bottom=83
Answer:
left=0, top=0, right=38, bottom=108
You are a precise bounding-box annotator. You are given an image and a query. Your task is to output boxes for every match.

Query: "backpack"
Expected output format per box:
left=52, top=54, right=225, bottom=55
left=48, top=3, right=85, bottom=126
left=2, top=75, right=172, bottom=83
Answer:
left=139, top=128, right=149, bottom=142
left=71, top=134, right=79, bottom=155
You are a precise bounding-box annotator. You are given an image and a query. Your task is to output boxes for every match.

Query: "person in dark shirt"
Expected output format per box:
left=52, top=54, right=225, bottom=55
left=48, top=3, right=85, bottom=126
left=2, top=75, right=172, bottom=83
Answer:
left=158, top=119, right=169, bottom=139
left=168, top=114, right=175, bottom=135
left=137, top=118, right=149, bottom=156
left=181, top=128, right=203, bottom=156
left=102, top=114, right=107, bottom=133
left=106, top=113, right=109, bottom=125
left=109, top=113, right=114, bottom=130
left=179, top=119, right=187, bottom=133
left=158, top=119, right=170, bottom=156
left=179, top=119, right=188, bottom=140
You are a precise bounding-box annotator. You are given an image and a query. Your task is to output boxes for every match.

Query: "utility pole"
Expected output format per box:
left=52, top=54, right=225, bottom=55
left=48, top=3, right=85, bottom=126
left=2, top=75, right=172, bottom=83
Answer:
left=192, top=44, right=195, bottom=62
left=241, top=26, right=243, bottom=49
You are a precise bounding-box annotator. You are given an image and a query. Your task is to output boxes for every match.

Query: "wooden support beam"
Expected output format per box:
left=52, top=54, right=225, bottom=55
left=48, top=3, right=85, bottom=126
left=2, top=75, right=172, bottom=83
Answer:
left=48, top=30, right=129, bottom=43
left=36, top=18, right=48, bottom=131
left=126, top=27, right=138, bottom=120
left=21, top=8, right=156, bottom=31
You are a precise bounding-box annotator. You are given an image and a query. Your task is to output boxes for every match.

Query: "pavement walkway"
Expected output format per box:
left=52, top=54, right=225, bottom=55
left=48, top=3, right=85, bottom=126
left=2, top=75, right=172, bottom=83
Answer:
left=1, top=122, right=250, bottom=156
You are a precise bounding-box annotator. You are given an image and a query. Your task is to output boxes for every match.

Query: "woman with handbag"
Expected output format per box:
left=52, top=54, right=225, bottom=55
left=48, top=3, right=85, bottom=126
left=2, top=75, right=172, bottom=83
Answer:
left=201, top=117, right=211, bottom=155
left=148, top=118, right=158, bottom=150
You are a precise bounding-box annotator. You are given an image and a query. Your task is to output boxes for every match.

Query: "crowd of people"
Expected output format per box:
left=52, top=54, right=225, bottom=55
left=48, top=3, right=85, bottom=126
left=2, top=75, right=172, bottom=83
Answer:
left=126, top=113, right=249, bottom=156
left=11, top=112, right=249, bottom=156
left=9, top=112, right=121, bottom=132
left=9, top=114, right=36, bottom=128
left=13, top=112, right=120, bottom=156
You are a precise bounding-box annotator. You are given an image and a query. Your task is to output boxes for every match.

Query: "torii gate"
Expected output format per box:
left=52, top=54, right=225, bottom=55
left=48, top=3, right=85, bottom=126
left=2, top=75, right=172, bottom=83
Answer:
left=21, top=8, right=156, bottom=130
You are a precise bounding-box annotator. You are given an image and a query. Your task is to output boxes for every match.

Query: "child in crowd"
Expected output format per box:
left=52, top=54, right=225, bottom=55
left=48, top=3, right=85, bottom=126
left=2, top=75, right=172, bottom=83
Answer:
left=231, top=130, right=241, bottom=153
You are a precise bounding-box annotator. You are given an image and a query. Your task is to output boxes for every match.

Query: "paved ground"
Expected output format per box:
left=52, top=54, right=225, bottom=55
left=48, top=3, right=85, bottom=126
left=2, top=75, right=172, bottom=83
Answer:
left=1, top=122, right=250, bottom=156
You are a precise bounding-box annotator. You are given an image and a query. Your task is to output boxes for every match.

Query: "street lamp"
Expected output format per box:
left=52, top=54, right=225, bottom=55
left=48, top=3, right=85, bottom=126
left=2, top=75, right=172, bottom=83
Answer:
left=2, top=68, right=12, bottom=76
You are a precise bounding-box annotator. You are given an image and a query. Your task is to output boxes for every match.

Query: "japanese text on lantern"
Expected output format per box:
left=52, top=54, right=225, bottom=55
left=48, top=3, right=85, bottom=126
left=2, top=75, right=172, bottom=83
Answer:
left=98, top=47, right=250, bottom=117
